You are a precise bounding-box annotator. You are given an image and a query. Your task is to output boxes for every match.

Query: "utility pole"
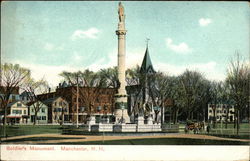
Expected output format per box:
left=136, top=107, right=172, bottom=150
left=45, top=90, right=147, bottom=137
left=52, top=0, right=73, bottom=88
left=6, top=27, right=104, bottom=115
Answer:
left=76, top=80, right=79, bottom=128
left=0, top=49, right=1, bottom=86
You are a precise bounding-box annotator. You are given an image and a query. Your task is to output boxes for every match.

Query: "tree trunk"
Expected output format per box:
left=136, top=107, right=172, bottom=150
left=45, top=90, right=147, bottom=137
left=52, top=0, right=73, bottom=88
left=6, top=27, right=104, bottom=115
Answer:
left=213, top=107, right=216, bottom=128
left=187, top=111, right=191, bottom=120
left=234, top=111, right=236, bottom=129
left=225, top=107, right=229, bottom=129
left=161, top=106, right=163, bottom=124
left=236, top=109, right=240, bottom=135
left=33, top=111, right=38, bottom=125
left=174, top=108, right=179, bottom=124
left=3, top=105, right=7, bottom=137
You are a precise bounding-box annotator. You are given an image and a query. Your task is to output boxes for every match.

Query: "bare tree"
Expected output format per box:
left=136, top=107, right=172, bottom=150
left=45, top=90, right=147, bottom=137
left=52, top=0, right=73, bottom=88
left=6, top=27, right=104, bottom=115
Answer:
left=179, top=70, right=206, bottom=121
left=209, top=81, right=224, bottom=128
left=226, top=53, right=249, bottom=135
left=23, top=77, right=49, bottom=125
left=59, top=69, right=108, bottom=123
left=148, top=72, right=176, bottom=123
left=0, top=63, right=30, bottom=136
left=125, top=66, right=145, bottom=117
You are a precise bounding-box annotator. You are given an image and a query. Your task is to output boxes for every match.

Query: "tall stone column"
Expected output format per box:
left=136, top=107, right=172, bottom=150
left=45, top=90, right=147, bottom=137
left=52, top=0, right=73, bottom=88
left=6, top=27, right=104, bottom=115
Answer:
left=114, top=2, right=130, bottom=123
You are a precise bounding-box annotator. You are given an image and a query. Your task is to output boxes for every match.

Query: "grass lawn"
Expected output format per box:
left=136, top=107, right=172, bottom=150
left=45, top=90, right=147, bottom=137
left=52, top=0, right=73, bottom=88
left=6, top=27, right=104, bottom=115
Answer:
left=0, top=125, right=63, bottom=138
left=2, top=137, right=85, bottom=143
left=50, top=138, right=249, bottom=145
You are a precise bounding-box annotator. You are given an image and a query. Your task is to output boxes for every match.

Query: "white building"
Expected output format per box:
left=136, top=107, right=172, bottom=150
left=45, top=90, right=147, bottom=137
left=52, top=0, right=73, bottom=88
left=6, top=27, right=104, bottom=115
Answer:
left=6, top=101, right=29, bottom=124
left=28, top=101, right=48, bottom=124
left=208, top=103, right=235, bottom=122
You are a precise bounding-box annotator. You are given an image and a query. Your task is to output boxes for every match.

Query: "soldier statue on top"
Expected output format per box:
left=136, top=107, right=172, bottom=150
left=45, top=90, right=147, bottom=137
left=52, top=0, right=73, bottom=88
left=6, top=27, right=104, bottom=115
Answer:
left=118, top=2, right=125, bottom=23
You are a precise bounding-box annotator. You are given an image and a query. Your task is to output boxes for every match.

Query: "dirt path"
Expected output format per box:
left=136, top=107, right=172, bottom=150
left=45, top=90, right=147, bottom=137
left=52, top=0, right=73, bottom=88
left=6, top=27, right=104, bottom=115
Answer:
left=1, top=133, right=249, bottom=144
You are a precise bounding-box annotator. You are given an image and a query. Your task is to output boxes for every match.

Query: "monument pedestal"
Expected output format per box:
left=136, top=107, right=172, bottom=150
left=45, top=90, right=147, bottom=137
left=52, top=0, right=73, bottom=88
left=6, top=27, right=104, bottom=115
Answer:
left=147, top=116, right=153, bottom=125
left=114, top=108, right=130, bottom=123
left=91, top=123, right=113, bottom=132
left=87, top=116, right=96, bottom=125
left=82, top=116, right=96, bottom=132
left=135, top=116, right=144, bottom=125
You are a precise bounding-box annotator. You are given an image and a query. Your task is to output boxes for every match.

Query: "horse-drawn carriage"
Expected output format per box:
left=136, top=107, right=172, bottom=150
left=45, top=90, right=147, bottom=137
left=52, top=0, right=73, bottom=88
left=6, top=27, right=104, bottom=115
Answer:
left=185, top=120, right=205, bottom=134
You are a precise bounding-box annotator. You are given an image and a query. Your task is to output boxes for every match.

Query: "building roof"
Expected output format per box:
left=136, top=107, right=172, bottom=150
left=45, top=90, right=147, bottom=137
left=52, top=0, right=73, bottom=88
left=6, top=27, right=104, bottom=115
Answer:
left=7, top=100, right=26, bottom=108
left=20, top=91, right=32, bottom=97
left=140, top=47, right=155, bottom=74
left=26, top=100, right=47, bottom=107
left=42, top=96, right=62, bottom=105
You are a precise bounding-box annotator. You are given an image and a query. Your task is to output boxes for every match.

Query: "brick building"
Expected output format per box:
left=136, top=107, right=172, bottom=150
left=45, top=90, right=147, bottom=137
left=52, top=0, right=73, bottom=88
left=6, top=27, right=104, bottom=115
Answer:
left=38, top=83, right=116, bottom=123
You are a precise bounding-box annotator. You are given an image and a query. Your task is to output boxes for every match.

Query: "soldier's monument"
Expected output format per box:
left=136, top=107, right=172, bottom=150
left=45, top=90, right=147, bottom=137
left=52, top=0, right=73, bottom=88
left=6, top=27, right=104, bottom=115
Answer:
left=114, top=2, right=130, bottom=123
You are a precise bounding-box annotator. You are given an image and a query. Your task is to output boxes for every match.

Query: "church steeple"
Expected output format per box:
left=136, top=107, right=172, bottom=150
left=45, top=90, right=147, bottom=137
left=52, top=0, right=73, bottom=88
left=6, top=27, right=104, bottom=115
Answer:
left=140, top=44, right=155, bottom=74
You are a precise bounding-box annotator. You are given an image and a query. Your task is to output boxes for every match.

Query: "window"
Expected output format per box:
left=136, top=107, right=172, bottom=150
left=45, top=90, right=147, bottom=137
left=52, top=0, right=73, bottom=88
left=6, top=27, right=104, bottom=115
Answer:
left=42, top=116, right=46, bottom=120
left=32, top=109, right=34, bottom=113
left=209, top=110, right=212, bottom=113
left=12, top=110, right=22, bottom=114
left=42, top=108, right=45, bottom=113
left=224, top=110, right=226, bottom=113
left=54, top=102, right=57, bottom=106
left=24, top=110, right=26, bottom=114
left=12, top=95, right=16, bottom=100
left=17, top=103, right=22, bottom=107
left=37, top=116, right=41, bottom=120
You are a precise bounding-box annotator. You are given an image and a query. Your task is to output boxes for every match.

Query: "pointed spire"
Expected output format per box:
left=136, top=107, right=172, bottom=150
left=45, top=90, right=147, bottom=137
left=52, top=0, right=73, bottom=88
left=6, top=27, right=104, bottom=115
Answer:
left=140, top=41, right=155, bottom=74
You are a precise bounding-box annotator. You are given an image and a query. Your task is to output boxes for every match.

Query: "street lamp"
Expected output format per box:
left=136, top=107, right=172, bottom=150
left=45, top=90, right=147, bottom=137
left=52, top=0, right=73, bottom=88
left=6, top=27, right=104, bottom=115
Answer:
left=76, top=81, right=79, bottom=128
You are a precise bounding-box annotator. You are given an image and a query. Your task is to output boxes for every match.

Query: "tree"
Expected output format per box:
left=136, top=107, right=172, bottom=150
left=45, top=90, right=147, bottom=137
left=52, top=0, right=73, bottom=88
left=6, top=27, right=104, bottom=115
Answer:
left=148, top=72, right=176, bottom=123
left=170, top=76, right=185, bottom=124
left=23, top=77, right=49, bottom=125
left=179, top=70, right=206, bottom=121
left=0, top=63, right=30, bottom=136
left=209, top=81, right=224, bottom=128
left=59, top=69, right=108, bottom=123
left=125, top=65, right=145, bottom=117
left=225, top=53, right=249, bottom=135
left=99, top=67, right=119, bottom=88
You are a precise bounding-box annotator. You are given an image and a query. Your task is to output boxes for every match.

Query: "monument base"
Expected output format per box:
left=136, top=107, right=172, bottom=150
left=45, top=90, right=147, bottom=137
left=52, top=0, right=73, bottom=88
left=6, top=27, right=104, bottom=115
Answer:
left=114, top=109, right=130, bottom=123
left=135, top=116, right=144, bottom=125
left=113, top=124, right=137, bottom=132
left=91, top=124, right=113, bottom=132
left=87, top=116, right=96, bottom=125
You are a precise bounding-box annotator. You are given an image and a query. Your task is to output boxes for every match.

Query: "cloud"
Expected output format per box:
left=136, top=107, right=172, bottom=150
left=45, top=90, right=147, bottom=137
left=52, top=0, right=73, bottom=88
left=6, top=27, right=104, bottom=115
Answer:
left=166, top=38, right=192, bottom=54
left=199, top=18, right=212, bottom=26
left=71, top=28, right=100, bottom=40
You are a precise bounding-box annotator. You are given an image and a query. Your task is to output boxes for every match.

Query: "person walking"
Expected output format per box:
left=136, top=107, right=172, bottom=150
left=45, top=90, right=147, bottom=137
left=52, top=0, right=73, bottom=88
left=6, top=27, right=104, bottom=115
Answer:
left=207, top=124, right=211, bottom=134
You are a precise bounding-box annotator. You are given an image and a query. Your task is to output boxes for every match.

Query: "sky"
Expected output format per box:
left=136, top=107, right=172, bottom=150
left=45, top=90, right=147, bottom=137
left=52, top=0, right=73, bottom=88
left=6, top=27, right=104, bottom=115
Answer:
left=1, top=1, right=249, bottom=88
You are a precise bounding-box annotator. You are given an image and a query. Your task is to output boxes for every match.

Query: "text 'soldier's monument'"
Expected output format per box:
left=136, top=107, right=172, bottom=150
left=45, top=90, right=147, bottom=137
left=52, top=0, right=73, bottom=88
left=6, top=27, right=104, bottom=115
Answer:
left=114, top=2, right=130, bottom=123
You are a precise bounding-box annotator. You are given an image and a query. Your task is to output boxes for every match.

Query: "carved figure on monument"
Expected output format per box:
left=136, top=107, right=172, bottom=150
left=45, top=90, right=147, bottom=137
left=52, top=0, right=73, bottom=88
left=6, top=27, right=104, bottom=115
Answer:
left=118, top=2, right=125, bottom=22
left=139, top=103, right=145, bottom=117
